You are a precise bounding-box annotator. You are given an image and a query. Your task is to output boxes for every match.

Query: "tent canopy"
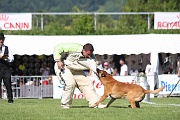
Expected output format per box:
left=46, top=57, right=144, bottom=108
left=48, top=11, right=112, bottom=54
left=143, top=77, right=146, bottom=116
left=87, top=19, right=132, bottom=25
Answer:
left=4, top=34, right=180, bottom=55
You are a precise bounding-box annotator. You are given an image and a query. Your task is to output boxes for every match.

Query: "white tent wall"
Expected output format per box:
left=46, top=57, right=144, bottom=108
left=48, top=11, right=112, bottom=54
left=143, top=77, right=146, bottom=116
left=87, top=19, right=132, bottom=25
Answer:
left=4, top=34, right=180, bottom=55
left=4, top=34, right=180, bottom=74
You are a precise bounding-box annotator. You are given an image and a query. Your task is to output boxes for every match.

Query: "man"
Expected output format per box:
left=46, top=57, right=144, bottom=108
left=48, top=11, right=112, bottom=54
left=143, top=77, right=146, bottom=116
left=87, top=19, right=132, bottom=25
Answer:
left=145, top=61, right=155, bottom=76
left=53, top=42, right=105, bottom=108
left=40, top=62, right=50, bottom=76
left=119, top=58, right=128, bottom=76
left=0, top=33, right=14, bottom=103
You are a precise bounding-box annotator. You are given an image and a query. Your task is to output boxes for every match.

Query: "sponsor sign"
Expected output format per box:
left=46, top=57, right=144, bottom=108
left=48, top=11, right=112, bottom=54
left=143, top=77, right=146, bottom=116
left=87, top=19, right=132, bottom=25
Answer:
left=53, top=74, right=180, bottom=98
left=154, top=12, right=180, bottom=29
left=53, top=75, right=145, bottom=99
left=0, top=13, right=32, bottom=30
left=159, top=75, right=180, bottom=94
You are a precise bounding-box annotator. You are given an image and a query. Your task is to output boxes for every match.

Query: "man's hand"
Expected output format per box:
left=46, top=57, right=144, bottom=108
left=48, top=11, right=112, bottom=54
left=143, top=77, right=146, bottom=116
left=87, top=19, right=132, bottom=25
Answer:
left=1, top=54, right=8, bottom=61
left=0, top=54, right=3, bottom=59
left=57, top=61, right=64, bottom=69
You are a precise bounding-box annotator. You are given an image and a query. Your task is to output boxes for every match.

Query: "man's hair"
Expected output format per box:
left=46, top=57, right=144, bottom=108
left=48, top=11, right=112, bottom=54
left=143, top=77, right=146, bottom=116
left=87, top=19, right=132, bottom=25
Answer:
left=119, top=57, right=125, bottom=62
left=83, top=43, right=94, bottom=52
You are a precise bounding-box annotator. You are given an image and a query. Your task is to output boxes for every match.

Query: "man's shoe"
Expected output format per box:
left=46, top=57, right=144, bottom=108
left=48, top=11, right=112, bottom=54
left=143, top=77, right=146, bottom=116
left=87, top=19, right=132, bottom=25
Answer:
left=8, top=100, right=14, bottom=104
left=61, top=104, right=70, bottom=109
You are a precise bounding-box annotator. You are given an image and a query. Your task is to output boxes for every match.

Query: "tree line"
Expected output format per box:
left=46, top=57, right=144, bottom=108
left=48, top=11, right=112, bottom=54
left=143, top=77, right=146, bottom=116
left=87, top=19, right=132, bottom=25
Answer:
left=1, top=0, right=180, bottom=35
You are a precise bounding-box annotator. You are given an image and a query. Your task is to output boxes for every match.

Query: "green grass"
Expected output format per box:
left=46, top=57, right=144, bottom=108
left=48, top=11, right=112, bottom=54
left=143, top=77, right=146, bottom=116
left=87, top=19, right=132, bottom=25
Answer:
left=0, top=97, right=180, bottom=120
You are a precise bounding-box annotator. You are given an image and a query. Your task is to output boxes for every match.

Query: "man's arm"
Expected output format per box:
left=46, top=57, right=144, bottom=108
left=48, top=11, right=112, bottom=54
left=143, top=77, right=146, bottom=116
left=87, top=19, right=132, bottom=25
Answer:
left=53, top=43, right=83, bottom=69
left=53, top=43, right=83, bottom=62
left=53, top=44, right=64, bottom=62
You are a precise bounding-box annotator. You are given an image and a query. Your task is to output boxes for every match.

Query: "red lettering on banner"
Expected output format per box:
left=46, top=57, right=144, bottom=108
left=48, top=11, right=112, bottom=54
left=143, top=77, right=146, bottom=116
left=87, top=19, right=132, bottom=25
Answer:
left=73, top=94, right=77, bottom=98
left=157, top=21, right=180, bottom=29
left=73, top=93, right=84, bottom=99
left=92, top=80, right=95, bottom=85
left=92, top=79, right=103, bottom=88
left=96, top=82, right=102, bottom=88
left=4, top=22, right=29, bottom=29
left=78, top=94, right=84, bottom=98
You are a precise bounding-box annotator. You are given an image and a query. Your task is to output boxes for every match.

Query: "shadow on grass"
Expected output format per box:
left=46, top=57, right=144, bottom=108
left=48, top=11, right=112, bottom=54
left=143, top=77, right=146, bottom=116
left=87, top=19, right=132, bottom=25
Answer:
left=71, top=105, right=129, bottom=108
left=109, top=106, right=129, bottom=108
left=71, top=106, right=89, bottom=108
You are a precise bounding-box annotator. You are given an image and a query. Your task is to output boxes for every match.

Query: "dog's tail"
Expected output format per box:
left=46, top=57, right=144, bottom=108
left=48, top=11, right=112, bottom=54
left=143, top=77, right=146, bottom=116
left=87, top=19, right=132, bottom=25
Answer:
left=145, top=86, right=165, bottom=94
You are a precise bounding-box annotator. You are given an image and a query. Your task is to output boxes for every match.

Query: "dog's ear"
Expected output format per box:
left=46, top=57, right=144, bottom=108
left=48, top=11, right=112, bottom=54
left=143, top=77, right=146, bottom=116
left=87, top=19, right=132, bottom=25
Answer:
left=101, top=73, right=106, bottom=77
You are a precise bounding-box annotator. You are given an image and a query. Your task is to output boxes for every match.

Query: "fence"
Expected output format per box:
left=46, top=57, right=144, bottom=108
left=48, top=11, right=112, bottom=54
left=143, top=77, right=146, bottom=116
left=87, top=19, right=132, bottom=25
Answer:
left=31, top=12, right=153, bottom=31
left=0, top=76, right=53, bottom=99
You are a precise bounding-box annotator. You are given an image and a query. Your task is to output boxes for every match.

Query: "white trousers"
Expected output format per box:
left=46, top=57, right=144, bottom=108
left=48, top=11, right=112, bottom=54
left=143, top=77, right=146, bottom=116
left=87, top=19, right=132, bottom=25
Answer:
left=54, top=62, right=99, bottom=107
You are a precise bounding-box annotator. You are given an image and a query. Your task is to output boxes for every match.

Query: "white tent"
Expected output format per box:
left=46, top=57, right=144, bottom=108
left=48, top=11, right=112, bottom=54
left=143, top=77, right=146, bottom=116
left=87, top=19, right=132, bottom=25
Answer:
left=4, top=34, right=180, bottom=55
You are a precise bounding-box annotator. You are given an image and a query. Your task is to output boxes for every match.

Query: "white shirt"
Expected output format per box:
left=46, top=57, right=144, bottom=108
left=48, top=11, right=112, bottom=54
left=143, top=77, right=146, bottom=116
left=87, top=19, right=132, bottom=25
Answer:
left=40, top=67, right=50, bottom=76
left=120, top=64, right=128, bottom=76
left=97, top=64, right=103, bottom=70
left=145, top=64, right=155, bottom=76
left=130, top=70, right=139, bottom=76
left=0, top=44, right=14, bottom=62
left=103, top=68, right=114, bottom=74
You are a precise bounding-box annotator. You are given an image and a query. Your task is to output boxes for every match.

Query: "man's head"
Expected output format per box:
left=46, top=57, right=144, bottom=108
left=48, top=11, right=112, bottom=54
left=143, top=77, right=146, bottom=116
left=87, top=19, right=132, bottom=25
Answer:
left=82, top=43, right=94, bottom=58
left=42, top=62, right=47, bottom=68
left=119, top=58, right=125, bottom=65
left=0, top=33, right=5, bottom=47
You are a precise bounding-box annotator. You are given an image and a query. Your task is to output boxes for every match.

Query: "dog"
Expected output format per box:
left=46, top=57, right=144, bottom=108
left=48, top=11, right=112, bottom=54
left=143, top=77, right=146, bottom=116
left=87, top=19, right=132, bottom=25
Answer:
left=93, top=69, right=165, bottom=108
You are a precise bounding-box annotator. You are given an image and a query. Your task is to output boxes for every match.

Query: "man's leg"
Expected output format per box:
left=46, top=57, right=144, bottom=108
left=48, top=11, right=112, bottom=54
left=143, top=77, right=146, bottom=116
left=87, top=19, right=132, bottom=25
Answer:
left=3, top=69, right=13, bottom=103
left=73, top=71, right=100, bottom=107
left=54, top=63, right=76, bottom=108
left=0, top=73, right=2, bottom=99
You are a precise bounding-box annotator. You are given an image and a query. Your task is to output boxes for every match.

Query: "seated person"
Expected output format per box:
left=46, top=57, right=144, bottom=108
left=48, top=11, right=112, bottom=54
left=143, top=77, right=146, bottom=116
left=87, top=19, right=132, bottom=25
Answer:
left=103, top=62, right=114, bottom=75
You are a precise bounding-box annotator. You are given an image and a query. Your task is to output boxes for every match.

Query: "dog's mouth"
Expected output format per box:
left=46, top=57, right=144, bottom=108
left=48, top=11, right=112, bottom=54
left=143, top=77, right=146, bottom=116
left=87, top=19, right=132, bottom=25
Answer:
left=96, top=69, right=107, bottom=78
left=96, top=68, right=100, bottom=73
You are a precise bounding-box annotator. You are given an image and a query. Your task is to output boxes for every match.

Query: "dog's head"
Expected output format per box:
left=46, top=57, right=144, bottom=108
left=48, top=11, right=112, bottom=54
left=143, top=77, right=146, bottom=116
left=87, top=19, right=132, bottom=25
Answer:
left=96, top=68, right=112, bottom=78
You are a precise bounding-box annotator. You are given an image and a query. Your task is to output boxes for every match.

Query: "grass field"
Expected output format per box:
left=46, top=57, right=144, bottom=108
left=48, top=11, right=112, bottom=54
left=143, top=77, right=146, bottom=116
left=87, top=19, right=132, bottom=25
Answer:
left=0, top=97, right=180, bottom=120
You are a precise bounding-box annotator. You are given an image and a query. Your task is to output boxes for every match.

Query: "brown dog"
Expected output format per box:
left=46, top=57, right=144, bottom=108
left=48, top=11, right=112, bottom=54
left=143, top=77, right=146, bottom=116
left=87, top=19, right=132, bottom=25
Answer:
left=93, top=69, right=165, bottom=108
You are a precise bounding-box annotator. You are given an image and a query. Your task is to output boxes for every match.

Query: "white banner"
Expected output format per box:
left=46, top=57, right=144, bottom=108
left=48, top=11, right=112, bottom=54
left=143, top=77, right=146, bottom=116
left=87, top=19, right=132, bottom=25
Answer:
left=159, top=75, right=180, bottom=94
left=53, top=76, right=137, bottom=99
left=0, top=13, right=32, bottom=30
left=53, top=75, right=180, bottom=98
left=154, top=12, right=180, bottom=29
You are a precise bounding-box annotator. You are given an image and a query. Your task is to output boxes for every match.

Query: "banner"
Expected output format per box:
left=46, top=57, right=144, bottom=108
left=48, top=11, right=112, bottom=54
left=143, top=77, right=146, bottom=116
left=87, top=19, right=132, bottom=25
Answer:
left=159, top=75, right=180, bottom=94
left=52, top=75, right=180, bottom=98
left=0, top=13, right=32, bottom=30
left=154, top=12, right=180, bottom=29
left=53, top=76, right=137, bottom=99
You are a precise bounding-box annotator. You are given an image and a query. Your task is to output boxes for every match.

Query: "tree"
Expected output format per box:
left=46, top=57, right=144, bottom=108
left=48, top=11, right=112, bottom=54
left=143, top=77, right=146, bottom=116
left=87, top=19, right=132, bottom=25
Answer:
left=117, top=0, right=180, bottom=34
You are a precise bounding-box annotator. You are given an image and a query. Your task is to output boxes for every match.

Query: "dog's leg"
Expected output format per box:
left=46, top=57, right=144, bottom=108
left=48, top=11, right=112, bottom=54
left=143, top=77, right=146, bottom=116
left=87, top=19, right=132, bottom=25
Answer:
left=135, top=101, right=140, bottom=108
left=92, top=94, right=108, bottom=107
left=128, top=100, right=137, bottom=108
left=106, top=98, right=116, bottom=108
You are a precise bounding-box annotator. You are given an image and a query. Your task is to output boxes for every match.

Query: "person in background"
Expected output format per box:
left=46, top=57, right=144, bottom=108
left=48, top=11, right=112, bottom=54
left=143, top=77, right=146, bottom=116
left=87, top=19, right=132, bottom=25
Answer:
left=119, top=58, right=128, bottom=76
left=0, top=33, right=14, bottom=103
left=96, top=60, right=103, bottom=70
left=177, top=56, right=180, bottom=76
left=103, top=61, right=114, bottom=75
left=130, top=69, right=139, bottom=76
left=40, top=62, right=50, bottom=76
left=112, top=67, right=119, bottom=76
left=145, top=61, right=155, bottom=76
